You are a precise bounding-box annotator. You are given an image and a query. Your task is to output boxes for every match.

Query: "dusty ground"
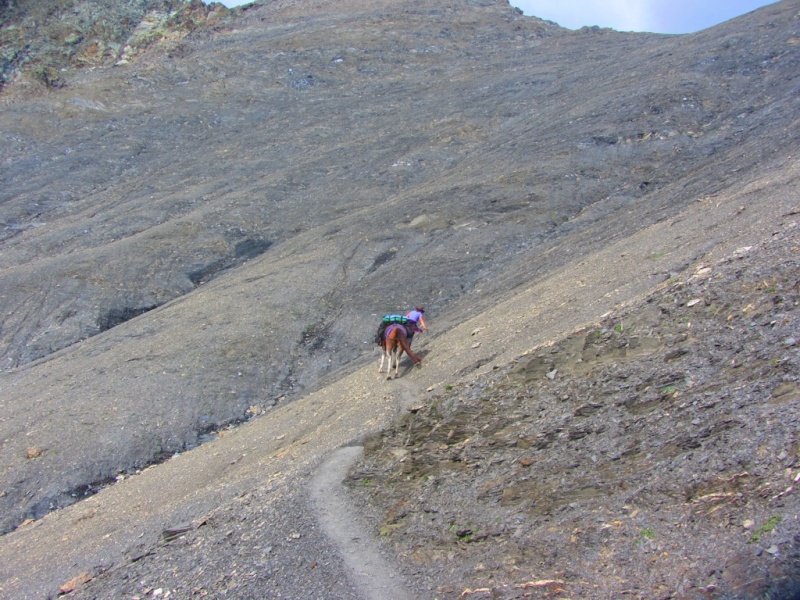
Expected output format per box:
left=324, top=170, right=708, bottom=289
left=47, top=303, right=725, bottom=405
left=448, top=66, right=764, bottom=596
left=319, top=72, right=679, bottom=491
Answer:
left=1, top=0, right=800, bottom=598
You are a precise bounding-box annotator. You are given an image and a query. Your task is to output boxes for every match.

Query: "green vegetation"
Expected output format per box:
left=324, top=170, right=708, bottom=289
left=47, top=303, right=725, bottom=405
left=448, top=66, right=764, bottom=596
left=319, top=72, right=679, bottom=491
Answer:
left=380, top=523, right=401, bottom=536
left=430, top=402, right=441, bottom=419
left=31, top=65, right=63, bottom=88
left=450, top=522, right=475, bottom=540
left=749, top=515, right=782, bottom=542
left=660, top=384, right=678, bottom=397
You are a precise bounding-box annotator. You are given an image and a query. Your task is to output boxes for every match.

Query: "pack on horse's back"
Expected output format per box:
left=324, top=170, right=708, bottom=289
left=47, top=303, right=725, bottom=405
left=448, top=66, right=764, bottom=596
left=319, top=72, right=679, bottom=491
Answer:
left=376, top=314, right=409, bottom=344
left=382, top=314, right=409, bottom=325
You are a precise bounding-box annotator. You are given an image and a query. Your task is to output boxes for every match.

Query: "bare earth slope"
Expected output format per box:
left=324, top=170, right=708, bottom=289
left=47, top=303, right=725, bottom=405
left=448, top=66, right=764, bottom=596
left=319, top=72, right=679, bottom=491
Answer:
left=0, top=0, right=799, bottom=598
left=1, top=142, right=797, bottom=599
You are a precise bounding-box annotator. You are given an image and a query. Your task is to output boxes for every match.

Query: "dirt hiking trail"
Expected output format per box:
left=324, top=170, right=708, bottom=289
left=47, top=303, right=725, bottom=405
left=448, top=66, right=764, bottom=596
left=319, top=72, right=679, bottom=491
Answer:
left=310, top=445, right=414, bottom=600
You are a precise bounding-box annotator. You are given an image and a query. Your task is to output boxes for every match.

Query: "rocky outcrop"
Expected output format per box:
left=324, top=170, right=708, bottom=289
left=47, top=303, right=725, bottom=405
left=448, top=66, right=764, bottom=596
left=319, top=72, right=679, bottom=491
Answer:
left=0, top=0, right=238, bottom=90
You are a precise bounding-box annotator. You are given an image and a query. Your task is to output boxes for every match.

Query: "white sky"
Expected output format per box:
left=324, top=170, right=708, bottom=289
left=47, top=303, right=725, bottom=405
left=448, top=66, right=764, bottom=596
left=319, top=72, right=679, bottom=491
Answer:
left=212, top=0, right=776, bottom=34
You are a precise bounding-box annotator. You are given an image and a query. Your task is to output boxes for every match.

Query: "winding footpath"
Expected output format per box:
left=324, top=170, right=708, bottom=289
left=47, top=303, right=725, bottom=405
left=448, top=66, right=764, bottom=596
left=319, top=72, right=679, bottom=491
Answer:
left=310, top=446, right=413, bottom=600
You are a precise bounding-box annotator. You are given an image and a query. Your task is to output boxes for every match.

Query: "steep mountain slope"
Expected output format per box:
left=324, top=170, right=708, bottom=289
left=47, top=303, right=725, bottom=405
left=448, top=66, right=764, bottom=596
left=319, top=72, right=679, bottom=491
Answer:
left=1, top=152, right=797, bottom=599
left=0, top=0, right=798, bottom=597
left=354, top=218, right=800, bottom=599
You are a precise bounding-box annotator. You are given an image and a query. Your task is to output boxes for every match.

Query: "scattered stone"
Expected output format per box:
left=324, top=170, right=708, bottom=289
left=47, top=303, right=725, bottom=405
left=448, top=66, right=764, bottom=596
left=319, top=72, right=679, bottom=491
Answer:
left=515, top=579, right=565, bottom=591
left=695, top=267, right=712, bottom=278
left=573, top=402, right=603, bottom=416
left=162, top=523, right=194, bottom=542
left=664, top=348, right=688, bottom=361
left=59, top=572, right=92, bottom=594
left=25, top=447, right=43, bottom=459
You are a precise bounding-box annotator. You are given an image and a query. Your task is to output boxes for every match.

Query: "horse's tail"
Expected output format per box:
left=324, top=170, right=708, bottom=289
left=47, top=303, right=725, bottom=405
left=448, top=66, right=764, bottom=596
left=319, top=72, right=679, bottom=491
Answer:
left=397, top=332, right=421, bottom=364
left=383, top=324, right=419, bottom=361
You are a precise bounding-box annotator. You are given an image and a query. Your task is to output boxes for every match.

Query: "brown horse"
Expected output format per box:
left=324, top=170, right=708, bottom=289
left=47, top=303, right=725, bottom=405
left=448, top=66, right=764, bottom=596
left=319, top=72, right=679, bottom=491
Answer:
left=379, top=323, right=421, bottom=378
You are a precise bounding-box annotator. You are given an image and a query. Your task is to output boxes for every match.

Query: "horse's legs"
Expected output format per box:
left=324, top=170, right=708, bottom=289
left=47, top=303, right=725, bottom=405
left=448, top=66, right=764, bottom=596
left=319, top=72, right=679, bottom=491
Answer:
left=392, top=347, right=398, bottom=378
left=382, top=339, right=395, bottom=378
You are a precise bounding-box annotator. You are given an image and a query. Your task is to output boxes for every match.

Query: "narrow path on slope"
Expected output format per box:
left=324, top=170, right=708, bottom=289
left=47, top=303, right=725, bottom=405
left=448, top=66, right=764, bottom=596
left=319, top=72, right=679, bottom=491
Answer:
left=309, top=445, right=413, bottom=600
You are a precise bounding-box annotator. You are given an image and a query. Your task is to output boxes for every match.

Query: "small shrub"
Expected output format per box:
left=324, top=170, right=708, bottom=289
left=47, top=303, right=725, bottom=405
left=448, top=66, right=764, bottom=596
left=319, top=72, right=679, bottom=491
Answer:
left=430, top=403, right=441, bottom=419
left=450, top=522, right=475, bottom=540
left=749, top=515, right=782, bottom=542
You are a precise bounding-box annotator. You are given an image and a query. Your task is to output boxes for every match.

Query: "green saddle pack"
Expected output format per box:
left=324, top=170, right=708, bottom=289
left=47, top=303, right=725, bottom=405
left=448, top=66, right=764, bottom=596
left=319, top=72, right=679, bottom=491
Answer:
left=382, top=314, right=409, bottom=325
